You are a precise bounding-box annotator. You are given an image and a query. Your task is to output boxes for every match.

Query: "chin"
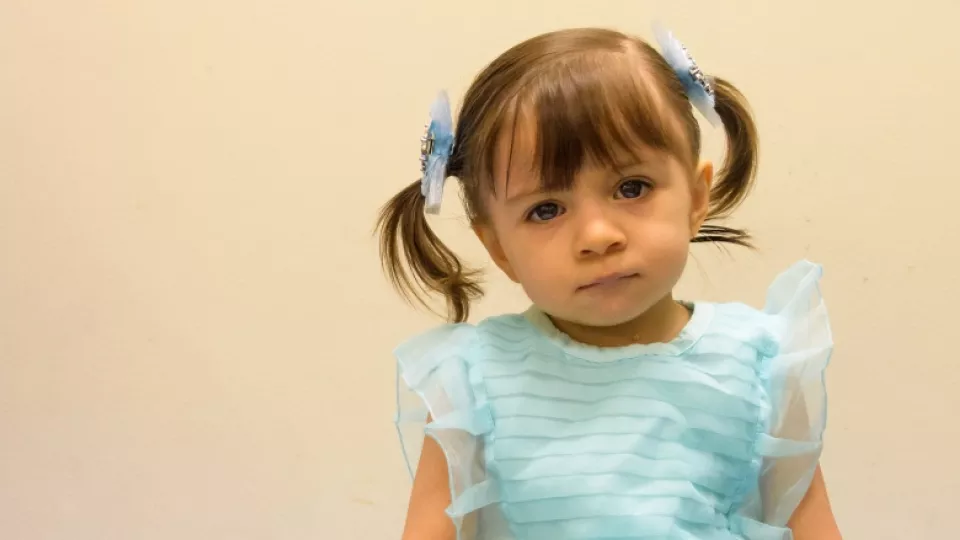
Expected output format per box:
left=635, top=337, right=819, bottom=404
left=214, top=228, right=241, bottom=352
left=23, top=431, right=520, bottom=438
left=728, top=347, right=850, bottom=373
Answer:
left=553, top=300, right=652, bottom=328
left=582, top=310, right=647, bottom=328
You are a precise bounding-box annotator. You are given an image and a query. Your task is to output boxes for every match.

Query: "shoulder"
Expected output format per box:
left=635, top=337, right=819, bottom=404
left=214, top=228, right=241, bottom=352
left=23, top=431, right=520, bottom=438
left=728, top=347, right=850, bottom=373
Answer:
left=702, top=260, right=832, bottom=358
left=395, top=312, right=532, bottom=355
left=394, top=313, right=535, bottom=387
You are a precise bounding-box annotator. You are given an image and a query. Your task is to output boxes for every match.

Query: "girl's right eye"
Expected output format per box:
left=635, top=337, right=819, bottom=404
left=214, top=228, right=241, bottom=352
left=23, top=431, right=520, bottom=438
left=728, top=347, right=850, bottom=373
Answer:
left=527, top=202, right=565, bottom=223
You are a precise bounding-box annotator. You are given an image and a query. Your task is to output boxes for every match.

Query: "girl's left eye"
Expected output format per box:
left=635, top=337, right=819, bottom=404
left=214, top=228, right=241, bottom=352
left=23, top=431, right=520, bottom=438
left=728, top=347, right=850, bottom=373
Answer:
left=616, top=179, right=651, bottom=199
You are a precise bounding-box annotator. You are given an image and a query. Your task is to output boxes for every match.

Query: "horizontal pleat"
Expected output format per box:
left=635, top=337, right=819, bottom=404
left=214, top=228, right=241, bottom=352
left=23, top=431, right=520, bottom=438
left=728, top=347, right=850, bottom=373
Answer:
left=497, top=416, right=686, bottom=443
left=483, top=375, right=762, bottom=420
left=503, top=495, right=725, bottom=526
left=511, top=514, right=675, bottom=538
left=484, top=349, right=761, bottom=384
left=484, top=355, right=758, bottom=399
left=490, top=395, right=686, bottom=423
left=495, top=453, right=740, bottom=495
left=512, top=519, right=744, bottom=540
left=500, top=476, right=718, bottom=506
left=494, top=433, right=747, bottom=473
left=492, top=428, right=757, bottom=462
left=495, top=408, right=757, bottom=441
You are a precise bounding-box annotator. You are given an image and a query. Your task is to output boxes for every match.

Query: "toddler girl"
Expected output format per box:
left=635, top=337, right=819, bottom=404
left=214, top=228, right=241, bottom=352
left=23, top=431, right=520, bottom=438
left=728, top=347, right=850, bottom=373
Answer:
left=377, top=26, right=840, bottom=540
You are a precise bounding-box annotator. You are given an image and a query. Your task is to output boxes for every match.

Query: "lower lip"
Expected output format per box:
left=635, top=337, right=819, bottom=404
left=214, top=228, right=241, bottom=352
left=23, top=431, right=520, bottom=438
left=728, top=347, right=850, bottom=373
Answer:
left=579, top=273, right=638, bottom=291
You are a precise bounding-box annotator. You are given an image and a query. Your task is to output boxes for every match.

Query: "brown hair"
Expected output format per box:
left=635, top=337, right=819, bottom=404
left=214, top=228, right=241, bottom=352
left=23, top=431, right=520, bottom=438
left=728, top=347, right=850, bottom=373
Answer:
left=377, top=28, right=759, bottom=322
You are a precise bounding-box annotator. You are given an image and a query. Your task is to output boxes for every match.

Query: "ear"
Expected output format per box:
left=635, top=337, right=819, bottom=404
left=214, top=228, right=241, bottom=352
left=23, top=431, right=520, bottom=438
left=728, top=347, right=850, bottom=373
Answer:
left=689, top=160, right=714, bottom=237
left=472, top=222, right=519, bottom=283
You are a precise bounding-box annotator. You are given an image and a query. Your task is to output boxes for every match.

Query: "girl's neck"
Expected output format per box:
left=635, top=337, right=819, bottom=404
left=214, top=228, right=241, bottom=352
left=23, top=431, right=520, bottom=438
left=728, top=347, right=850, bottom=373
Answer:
left=548, top=295, right=691, bottom=348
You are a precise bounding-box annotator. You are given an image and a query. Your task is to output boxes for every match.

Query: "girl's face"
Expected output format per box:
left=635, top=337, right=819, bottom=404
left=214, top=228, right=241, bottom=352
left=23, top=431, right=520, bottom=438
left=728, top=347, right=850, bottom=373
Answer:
left=475, top=127, right=712, bottom=329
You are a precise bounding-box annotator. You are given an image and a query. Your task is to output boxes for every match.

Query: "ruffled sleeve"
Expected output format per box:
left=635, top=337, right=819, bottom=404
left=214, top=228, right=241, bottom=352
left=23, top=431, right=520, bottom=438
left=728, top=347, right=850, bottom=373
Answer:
left=394, top=323, right=499, bottom=539
left=734, top=261, right=834, bottom=536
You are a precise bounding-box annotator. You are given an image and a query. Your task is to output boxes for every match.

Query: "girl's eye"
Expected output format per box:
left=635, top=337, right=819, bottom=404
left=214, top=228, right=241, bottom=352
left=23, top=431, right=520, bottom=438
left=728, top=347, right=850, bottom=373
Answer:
left=616, top=179, right=651, bottom=199
left=527, top=202, right=565, bottom=222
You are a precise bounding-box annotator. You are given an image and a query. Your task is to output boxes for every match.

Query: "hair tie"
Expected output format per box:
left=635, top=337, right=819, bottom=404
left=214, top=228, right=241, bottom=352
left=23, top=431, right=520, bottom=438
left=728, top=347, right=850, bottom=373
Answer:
left=653, top=24, right=722, bottom=127
left=419, top=91, right=455, bottom=214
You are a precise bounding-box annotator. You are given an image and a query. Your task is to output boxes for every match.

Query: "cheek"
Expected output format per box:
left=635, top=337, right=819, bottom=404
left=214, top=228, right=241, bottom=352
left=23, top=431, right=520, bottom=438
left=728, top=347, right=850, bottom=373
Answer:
left=502, top=231, right=554, bottom=275
left=513, top=257, right=568, bottom=310
left=499, top=228, right=571, bottom=292
left=638, top=224, right=690, bottom=262
left=631, top=206, right=694, bottom=265
left=646, top=188, right=697, bottom=235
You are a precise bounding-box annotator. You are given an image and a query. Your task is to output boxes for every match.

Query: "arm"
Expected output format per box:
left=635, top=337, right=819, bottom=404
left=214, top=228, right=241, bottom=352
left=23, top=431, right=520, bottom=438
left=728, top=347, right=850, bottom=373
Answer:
left=788, top=465, right=842, bottom=539
left=401, top=435, right=456, bottom=540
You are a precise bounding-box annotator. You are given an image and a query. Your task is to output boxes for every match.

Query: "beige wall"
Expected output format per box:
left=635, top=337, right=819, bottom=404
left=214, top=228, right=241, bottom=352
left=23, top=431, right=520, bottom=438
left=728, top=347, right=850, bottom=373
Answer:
left=2, top=1, right=958, bottom=538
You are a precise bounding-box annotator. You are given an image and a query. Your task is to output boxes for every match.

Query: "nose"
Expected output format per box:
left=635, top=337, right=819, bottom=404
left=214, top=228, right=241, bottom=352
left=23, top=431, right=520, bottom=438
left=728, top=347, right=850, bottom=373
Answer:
left=575, top=207, right=627, bottom=258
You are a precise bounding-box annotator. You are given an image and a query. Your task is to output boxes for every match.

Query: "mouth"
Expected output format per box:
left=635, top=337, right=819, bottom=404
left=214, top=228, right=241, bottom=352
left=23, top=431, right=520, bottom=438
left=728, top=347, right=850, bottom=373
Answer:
left=577, top=272, right=639, bottom=290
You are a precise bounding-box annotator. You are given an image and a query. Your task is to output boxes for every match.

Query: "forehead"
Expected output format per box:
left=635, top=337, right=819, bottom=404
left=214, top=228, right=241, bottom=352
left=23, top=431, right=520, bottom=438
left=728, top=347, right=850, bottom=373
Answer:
left=476, top=54, right=695, bottom=198
left=490, top=102, right=690, bottom=199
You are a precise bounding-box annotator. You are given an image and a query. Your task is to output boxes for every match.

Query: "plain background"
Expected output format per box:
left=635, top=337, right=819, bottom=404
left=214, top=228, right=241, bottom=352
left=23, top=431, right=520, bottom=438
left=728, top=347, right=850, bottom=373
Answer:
left=2, top=1, right=959, bottom=538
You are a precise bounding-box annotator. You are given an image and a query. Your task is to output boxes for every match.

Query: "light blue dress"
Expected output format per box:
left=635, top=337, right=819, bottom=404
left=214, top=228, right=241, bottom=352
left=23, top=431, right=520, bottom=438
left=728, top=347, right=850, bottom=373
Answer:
left=395, top=261, right=832, bottom=540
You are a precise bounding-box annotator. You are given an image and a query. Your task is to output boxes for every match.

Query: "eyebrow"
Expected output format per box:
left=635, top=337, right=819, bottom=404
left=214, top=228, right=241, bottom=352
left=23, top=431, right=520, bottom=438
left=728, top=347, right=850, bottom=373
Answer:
left=504, top=184, right=550, bottom=204
left=613, top=156, right=648, bottom=171
left=502, top=158, right=653, bottom=203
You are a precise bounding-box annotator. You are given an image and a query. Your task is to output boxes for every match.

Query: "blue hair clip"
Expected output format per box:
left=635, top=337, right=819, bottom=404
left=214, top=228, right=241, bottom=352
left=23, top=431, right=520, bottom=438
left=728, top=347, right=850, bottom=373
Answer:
left=653, top=25, right=722, bottom=127
left=419, top=91, right=455, bottom=214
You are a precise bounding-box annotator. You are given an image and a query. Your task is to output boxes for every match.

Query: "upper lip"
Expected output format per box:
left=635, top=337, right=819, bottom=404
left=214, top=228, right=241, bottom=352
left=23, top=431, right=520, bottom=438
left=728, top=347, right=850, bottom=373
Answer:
left=579, top=271, right=638, bottom=289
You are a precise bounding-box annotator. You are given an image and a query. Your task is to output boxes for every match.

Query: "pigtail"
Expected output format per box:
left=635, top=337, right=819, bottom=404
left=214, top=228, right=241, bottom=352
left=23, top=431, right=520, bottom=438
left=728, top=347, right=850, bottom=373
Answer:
left=376, top=180, right=483, bottom=323
left=693, top=77, right=759, bottom=247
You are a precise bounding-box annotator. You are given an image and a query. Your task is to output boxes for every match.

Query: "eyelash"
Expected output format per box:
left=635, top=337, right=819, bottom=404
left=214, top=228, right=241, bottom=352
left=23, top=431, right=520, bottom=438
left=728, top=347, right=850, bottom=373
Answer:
left=526, top=201, right=564, bottom=223
left=524, top=178, right=652, bottom=223
left=615, top=178, right=652, bottom=200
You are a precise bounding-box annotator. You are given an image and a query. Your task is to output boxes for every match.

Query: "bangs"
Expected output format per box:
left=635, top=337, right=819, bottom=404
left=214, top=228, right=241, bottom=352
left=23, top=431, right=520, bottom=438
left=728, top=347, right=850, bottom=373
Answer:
left=485, top=50, right=694, bottom=192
